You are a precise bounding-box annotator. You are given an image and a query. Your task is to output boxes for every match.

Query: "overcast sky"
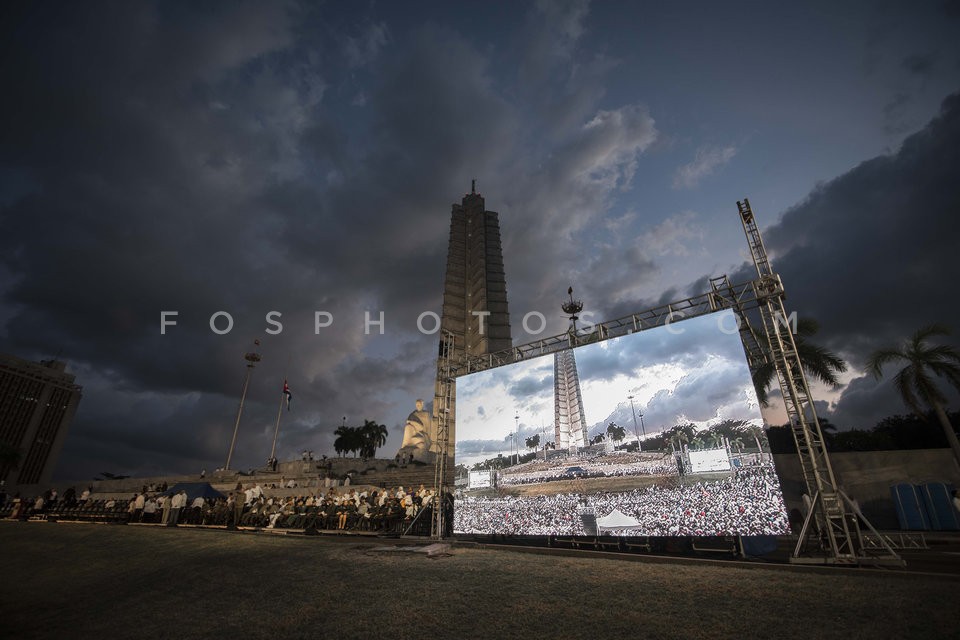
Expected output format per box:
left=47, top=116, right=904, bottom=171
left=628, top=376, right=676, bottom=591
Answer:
left=1, top=1, right=958, bottom=481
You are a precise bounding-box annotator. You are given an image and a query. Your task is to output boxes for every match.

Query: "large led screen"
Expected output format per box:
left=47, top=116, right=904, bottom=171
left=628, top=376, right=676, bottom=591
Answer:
left=453, top=309, right=790, bottom=537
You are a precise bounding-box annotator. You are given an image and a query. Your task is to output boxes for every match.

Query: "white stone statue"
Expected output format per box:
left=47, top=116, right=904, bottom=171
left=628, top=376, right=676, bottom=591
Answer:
left=397, top=399, right=434, bottom=463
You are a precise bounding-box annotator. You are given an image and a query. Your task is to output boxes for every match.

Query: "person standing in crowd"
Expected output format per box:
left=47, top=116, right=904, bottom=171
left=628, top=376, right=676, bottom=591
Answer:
left=225, top=493, right=236, bottom=529
left=191, top=494, right=205, bottom=524
left=143, top=496, right=157, bottom=523
left=169, top=490, right=186, bottom=526
left=233, top=492, right=245, bottom=527
left=133, top=492, right=145, bottom=522
left=160, top=493, right=171, bottom=525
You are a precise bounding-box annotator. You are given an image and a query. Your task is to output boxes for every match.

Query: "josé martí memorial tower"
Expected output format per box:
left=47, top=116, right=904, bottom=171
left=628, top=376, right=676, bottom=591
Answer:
left=554, top=348, right=588, bottom=452
left=432, top=181, right=512, bottom=453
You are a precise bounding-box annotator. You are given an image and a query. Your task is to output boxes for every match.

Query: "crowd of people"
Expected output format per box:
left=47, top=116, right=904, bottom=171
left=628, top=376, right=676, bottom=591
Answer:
left=455, top=464, right=790, bottom=537
left=498, top=457, right=678, bottom=485
left=0, top=481, right=451, bottom=536
left=1, top=464, right=790, bottom=538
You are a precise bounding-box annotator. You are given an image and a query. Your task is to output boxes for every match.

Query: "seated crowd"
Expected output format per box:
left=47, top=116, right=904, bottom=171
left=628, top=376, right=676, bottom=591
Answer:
left=0, top=483, right=443, bottom=535
left=455, top=464, right=790, bottom=537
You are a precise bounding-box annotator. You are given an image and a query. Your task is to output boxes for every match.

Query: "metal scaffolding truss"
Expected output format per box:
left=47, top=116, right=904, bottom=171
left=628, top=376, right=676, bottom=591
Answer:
left=431, top=330, right=455, bottom=539
left=453, top=280, right=768, bottom=377
left=433, top=198, right=902, bottom=565
left=735, top=199, right=899, bottom=565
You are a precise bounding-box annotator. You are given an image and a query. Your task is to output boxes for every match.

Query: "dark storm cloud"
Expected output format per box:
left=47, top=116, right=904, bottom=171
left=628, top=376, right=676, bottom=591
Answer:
left=735, top=91, right=960, bottom=428
left=0, top=1, right=713, bottom=480
left=826, top=374, right=907, bottom=430
left=574, top=311, right=747, bottom=383
left=0, top=2, right=421, bottom=477
left=763, top=91, right=960, bottom=361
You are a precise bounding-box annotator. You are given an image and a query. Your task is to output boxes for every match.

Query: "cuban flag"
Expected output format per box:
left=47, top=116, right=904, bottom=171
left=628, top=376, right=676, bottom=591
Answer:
left=283, top=380, right=292, bottom=411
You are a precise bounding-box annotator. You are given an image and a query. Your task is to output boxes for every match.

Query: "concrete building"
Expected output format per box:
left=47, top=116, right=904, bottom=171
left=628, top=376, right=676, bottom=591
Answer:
left=0, top=354, right=82, bottom=485
left=554, top=349, right=588, bottom=451
left=433, top=182, right=512, bottom=451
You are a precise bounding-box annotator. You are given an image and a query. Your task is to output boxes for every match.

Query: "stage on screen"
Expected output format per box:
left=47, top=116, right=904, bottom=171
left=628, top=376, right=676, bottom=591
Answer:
left=453, top=309, right=791, bottom=537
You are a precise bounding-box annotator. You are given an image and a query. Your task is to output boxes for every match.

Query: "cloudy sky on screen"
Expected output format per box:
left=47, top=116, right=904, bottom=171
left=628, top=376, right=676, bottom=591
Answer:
left=456, top=311, right=762, bottom=462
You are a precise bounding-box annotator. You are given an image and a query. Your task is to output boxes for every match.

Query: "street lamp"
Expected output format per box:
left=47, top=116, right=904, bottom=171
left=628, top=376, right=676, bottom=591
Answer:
left=540, top=420, right=548, bottom=461
left=514, top=414, right=520, bottom=464
left=628, top=395, right=642, bottom=452
left=225, top=339, right=262, bottom=470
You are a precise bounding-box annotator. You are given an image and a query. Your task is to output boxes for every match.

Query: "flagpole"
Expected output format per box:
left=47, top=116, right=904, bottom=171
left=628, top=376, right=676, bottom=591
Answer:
left=269, top=388, right=284, bottom=464
left=225, top=340, right=261, bottom=471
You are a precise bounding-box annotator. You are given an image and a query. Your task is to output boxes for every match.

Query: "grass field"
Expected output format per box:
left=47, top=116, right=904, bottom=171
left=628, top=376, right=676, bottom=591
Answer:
left=1, top=521, right=956, bottom=640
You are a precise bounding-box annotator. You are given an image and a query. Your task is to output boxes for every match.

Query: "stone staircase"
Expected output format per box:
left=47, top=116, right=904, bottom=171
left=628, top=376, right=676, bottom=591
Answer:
left=36, top=457, right=455, bottom=500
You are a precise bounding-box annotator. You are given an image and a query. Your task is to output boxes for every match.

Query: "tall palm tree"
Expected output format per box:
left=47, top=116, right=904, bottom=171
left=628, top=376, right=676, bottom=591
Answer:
left=334, top=425, right=355, bottom=458
left=360, top=420, right=388, bottom=459
left=606, top=423, right=626, bottom=443
left=525, top=434, right=540, bottom=451
left=753, top=318, right=848, bottom=406
left=867, top=324, right=960, bottom=469
left=745, top=424, right=765, bottom=454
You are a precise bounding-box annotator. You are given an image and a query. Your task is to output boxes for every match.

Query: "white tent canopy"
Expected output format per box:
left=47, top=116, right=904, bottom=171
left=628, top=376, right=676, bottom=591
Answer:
left=595, top=509, right=642, bottom=531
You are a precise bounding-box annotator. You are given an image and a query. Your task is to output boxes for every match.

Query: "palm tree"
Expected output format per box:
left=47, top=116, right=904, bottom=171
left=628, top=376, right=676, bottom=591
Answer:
left=867, top=324, right=960, bottom=469
left=664, top=425, right=692, bottom=453
left=745, top=424, right=766, bottom=454
left=753, top=318, right=848, bottom=406
left=606, top=423, right=626, bottom=443
left=525, top=434, right=540, bottom=451
left=360, top=420, right=388, bottom=459
left=334, top=425, right=356, bottom=458
left=729, top=437, right=745, bottom=454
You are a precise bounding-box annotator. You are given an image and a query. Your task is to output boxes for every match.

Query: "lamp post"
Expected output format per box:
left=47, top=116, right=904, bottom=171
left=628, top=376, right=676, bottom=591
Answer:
left=225, top=339, right=262, bottom=470
left=514, top=414, right=520, bottom=464
left=628, top=395, right=642, bottom=452
left=541, top=420, right=547, bottom=461
left=562, top=286, right=584, bottom=346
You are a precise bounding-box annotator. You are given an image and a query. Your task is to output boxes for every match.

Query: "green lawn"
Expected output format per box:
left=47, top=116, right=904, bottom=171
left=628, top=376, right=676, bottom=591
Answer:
left=0, top=522, right=955, bottom=640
